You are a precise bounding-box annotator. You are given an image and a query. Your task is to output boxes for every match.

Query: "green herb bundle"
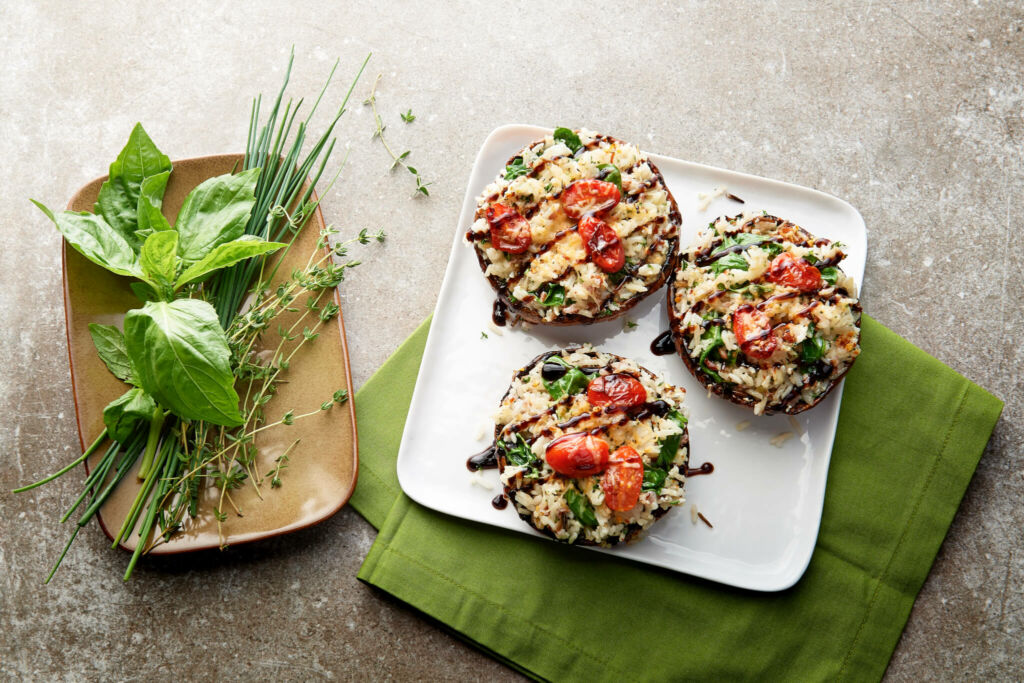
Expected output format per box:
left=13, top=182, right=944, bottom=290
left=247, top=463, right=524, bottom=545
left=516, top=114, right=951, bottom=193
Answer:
left=16, top=52, right=376, bottom=581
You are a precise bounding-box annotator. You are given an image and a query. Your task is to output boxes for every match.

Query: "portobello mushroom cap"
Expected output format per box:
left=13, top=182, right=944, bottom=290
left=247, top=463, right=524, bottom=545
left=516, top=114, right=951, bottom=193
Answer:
left=667, top=213, right=862, bottom=415
left=492, top=346, right=690, bottom=546
left=466, top=129, right=681, bottom=325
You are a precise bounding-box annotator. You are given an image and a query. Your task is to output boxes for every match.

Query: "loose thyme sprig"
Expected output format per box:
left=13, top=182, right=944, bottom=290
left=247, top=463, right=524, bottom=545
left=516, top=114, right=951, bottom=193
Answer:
left=365, top=74, right=432, bottom=196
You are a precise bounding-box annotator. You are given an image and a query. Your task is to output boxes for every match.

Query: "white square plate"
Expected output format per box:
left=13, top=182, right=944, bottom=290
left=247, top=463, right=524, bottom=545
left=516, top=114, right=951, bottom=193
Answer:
left=396, top=125, right=867, bottom=591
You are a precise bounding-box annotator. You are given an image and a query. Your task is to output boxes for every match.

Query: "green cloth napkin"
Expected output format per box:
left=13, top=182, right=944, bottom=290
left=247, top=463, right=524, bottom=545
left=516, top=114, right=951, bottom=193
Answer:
left=349, top=315, right=1002, bottom=682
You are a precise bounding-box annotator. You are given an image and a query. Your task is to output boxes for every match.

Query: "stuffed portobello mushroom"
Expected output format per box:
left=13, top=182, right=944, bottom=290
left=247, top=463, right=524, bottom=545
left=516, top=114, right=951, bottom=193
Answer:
left=466, top=128, right=681, bottom=325
left=668, top=213, right=862, bottom=415
left=491, top=346, right=692, bottom=546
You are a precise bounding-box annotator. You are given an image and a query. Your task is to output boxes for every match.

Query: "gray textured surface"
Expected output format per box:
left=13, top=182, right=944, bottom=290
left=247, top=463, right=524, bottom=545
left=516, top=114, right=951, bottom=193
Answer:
left=1, top=1, right=1020, bottom=680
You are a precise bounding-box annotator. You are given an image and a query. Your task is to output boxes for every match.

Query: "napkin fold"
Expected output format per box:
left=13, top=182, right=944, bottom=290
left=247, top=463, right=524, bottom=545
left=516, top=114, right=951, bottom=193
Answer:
left=350, top=315, right=1002, bottom=682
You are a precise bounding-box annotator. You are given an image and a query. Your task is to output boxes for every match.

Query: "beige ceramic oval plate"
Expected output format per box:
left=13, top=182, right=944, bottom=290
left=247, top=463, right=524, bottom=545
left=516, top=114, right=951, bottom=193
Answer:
left=62, top=154, right=357, bottom=554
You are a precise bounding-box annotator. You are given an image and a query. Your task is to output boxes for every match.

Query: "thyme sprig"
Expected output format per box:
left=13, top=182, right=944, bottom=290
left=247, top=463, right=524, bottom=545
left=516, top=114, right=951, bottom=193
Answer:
left=365, top=74, right=432, bottom=196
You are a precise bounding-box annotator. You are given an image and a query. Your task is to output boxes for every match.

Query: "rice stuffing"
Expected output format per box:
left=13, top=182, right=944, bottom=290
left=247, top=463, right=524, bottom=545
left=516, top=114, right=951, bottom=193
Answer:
left=667, top=212, right=862, bottom=415
left=492, top=346, right=690, bottom=546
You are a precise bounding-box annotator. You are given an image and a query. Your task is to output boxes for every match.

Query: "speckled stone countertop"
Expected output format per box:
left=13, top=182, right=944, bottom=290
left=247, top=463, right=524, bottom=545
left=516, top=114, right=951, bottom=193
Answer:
left=1, top=2, right=1020, bottom=680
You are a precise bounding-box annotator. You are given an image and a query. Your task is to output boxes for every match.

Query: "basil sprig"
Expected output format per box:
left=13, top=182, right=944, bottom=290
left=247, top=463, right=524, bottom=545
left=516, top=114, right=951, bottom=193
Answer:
left=33, top=124, right=286, bottom=427
left=565, top=488, right=597, bottom=527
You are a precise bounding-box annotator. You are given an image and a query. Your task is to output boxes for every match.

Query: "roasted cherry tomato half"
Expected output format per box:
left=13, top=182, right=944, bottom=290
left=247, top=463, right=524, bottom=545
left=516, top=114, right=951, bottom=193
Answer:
left=485, top=202, right=532, bottom=254
left=561, top=179, right=621, bottom=220
left=578, top=215, right=626, bottom=273
left=733, top=304, right=778, bottom=360
left=545, top=432, right=610, bottom=478
left=766, top=252, right=822, bottom=292
left=601, top=445, right=644, bottom=511
left=587, top=373, right=647, bottom=408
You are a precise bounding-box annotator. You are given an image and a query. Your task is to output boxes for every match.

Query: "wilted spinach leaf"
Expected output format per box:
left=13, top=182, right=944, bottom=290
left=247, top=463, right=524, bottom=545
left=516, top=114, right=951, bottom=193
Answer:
left=504, top=157, right=529, bottom=181
left=709, top=252, right=749, bottom=276
left=799, top=326, right=829, bottom=365
left=553, top=127, right=582, bottom=154
left=596, top=163, right=621, bottom=192
left=642, top=467, right=668, bottom=492
left=535, top=282, right=566, bottom=307
left=565, top=488, right=597, bottom=527
left=542, top=356, right=589, bottom=400
left=697, top=324, right=726, bottom=382
left=656, top=410, right=689, bottom=469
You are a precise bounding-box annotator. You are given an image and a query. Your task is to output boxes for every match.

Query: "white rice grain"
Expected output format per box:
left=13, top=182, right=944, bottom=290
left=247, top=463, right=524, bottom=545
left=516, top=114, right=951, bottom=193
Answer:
left=770, top=431, right=795, bottom=448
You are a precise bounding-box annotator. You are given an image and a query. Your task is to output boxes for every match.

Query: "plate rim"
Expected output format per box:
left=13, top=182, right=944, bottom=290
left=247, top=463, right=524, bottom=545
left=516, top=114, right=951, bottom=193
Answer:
left=61, top=152, right=360, bottom=555
left=397, top=124, right=867, bottom=591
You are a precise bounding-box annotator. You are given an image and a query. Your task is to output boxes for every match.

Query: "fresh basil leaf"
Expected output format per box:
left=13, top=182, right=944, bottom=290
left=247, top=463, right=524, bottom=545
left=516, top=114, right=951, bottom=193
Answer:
left=32, top=200, right=143, bottom=279
left=123, top=298, right=243, bottom=426
left=596, top=163, right=622, bottom=192
left=129, top=281, right=158, bottom=302
left=803, top=253, right=818, bottom=265
left=175, top=236, right=287, bottom=289
left=697, top=324, right=725, bottom=382
left=821, top=266, right=838, bottom=287
left=709, top=252, right=749, bottom=276
left=542, top=357, right=590, bottom=400
left=174, top=168, right=260, bottom=263
left=88, top=323, right=133, bottom=383
left=656, top=410, right=688, bottom=469
left=140, top=230, right=179, bottom=295
left=504, top=157, right=529, bottom=181
left=95, top=123, right=172, bottom=247
left=642, top=467, right=668, bottom=493
left=136, top=171, right=172, bottom=234
left=564, top=488, right=597, bottom=527
left=535, top=283, right=566, bottom=307
left=553, top=127, right=582, bottom=154
left=102, top=387, right=156, bottom=442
